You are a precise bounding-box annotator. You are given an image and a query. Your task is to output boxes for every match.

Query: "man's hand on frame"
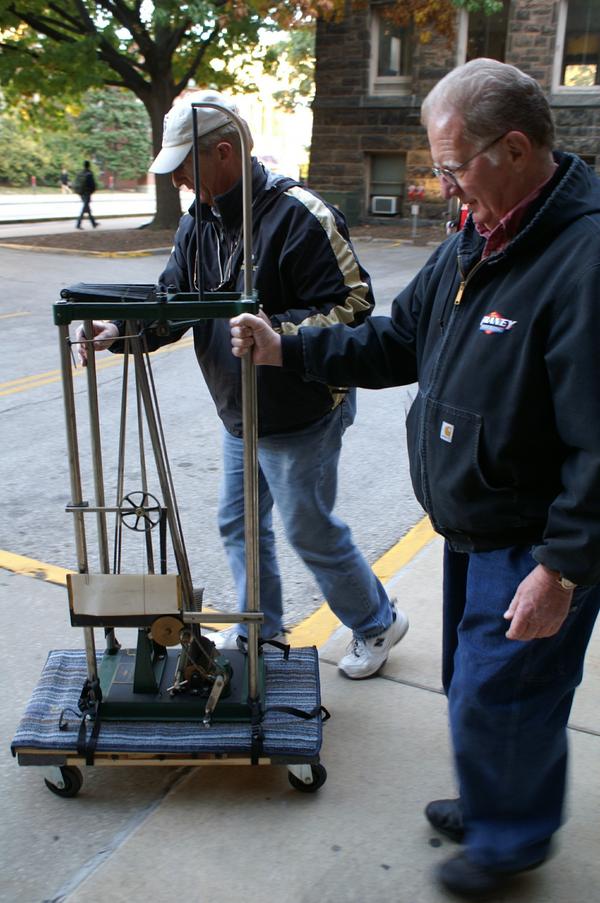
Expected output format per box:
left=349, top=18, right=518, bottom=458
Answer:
left=230, top=311, right=282, bottom=366
left=74, top=321, right=119, bottom=367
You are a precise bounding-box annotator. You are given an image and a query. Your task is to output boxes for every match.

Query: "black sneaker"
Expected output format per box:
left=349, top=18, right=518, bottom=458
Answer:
left=425, top=798, right=465, bottom=843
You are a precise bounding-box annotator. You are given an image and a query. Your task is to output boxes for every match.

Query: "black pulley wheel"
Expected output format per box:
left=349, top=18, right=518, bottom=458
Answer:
left=120, top=491, right=162, bottom=532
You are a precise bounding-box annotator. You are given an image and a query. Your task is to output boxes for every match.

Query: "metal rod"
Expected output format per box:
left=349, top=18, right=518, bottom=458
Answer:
left=58, top=326, right=97, bottom=681
left=83, top=320, right=111, bottom=575
left=191, top=101, right=259, bottom=698
left=84, top=320, right=118, bottom=652
left=191, top=108, right=205, bottom=301
left=113, top=344, right=130, bottom=576
left=182, top=612, right=264, bottom=624
left=131, top=341, right=194, bottom=606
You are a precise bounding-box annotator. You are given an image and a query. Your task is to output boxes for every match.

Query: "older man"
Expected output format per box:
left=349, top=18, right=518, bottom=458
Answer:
left=230, top=59, right=600, bottom=895
left=78, top=90, right=408, bottom=679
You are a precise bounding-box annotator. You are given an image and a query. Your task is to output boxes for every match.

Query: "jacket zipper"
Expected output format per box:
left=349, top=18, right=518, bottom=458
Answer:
left=418, top=255, right=487, bottom=523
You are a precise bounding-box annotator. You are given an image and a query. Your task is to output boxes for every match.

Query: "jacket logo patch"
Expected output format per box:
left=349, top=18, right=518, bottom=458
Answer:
left=480, top=311, right=517, bottom=334
left=440, top=421, right=454, bottom=443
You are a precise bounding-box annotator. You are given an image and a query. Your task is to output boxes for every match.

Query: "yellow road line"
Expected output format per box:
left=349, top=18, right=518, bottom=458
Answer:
left=0, top=516, right=435, bottom=647
left=0, top=311, right=30, bottom=320
left=0, top=550, right=73, bottom=585
left=0, top=337, right=194, bottom=397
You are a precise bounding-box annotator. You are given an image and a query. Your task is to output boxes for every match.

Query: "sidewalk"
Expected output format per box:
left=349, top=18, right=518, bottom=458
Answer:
left=4, top=534, right=599, bottom=903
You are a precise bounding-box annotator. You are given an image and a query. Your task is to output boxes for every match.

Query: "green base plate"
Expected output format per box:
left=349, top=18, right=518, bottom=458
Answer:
left=98, top=648, right=265, bottom=722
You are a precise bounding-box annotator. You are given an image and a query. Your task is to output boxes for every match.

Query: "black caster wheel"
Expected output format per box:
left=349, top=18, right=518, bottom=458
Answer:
left=44, top=766, right=83, bottom=798
left=288, top=763, right=327, bottom=793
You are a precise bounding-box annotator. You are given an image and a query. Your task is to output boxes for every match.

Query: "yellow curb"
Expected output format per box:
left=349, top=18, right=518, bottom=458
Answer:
left=0, top=515, right=436, bottom=648
left=0, top=241, right=170, bottom=258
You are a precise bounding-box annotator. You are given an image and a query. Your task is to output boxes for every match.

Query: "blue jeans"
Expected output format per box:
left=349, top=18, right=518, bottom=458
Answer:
left=217, top=396, right=392, bottom=639
left=443, top=543, right=600, bottom=870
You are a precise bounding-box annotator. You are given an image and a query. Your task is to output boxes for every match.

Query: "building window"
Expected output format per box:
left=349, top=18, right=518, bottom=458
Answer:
left=554, top=0, right=600, bottom=89
left=370, top=7, right=412, bottom=96
left=368, top=153, right=406, bottom=214
left=456, top=1, right=510, bottom=65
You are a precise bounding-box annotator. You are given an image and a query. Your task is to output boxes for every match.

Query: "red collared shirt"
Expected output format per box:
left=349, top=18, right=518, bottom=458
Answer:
left=476, top=168, right=557, bottom=258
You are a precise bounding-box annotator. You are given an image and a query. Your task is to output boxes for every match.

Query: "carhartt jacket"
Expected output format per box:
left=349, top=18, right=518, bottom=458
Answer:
left=282, top=153, right=600, bottom=585
left=135, top=159, right=374, bottom=437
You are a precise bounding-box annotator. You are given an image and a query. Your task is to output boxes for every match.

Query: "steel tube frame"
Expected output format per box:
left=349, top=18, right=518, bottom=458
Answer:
left=191, top=102, right=260, bottom=700
left=57, top=326, right=97, bottom=682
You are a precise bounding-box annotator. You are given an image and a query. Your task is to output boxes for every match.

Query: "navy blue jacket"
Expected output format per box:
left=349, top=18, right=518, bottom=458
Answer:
left=282, top=153, right=600, bottom=585
left=138, top=159, right=374, bottom=437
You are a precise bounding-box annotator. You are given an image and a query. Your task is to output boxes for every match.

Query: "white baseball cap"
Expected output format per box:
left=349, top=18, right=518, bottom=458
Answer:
left=149, top=90, right=243, bottom=174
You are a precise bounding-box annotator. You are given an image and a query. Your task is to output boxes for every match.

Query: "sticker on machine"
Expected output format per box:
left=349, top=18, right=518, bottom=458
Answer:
left=480, top=311, right=517, bottom=334
left=440, top=421, right=454, bottom=443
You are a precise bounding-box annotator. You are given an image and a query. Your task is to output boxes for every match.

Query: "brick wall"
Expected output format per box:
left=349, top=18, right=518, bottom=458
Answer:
left=309, top=0, right=600, bottom=225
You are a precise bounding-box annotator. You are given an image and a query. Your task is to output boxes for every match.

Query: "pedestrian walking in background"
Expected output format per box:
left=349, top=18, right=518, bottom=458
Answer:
left=74, top=160, right=99, bottom=229
left=59, top=168, right=71, bottom=194
left=230, top=58, right=600, bottom=898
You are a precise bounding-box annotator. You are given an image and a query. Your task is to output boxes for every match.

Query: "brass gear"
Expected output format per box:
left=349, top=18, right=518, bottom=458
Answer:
left=150, top=615, right=184, bottom=647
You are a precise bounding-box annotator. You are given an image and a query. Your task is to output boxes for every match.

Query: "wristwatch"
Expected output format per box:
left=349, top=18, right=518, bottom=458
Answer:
left=557, top=575, right=577, bottom=591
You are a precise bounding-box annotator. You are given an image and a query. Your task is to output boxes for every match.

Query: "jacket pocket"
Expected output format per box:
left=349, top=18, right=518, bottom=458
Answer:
left=416, top=397, right=521, bottom=535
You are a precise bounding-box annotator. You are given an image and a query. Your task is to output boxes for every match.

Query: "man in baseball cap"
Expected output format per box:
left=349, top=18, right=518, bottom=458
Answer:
left=79, top=87, right=408, bottom=675
left=149, top=89, right=244, bottom=174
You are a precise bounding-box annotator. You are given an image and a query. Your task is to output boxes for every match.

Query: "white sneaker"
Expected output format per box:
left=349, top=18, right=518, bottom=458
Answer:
left=211, top=625, right=288, bottom=651
left=338, top=603, right=409, bottom=679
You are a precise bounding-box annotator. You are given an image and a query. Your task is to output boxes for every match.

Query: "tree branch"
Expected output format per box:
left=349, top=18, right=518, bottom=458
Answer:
left=174, top=26, right=218, bottom=93
left=8, top=4, right=80, bottom=43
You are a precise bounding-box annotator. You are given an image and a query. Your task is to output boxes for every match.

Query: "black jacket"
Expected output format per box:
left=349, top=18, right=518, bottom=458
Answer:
left=76, top=169, right=96, bottom=197
left=137, top=159, right=374, bottom=437
left=282, top=153, right=600, bottom=585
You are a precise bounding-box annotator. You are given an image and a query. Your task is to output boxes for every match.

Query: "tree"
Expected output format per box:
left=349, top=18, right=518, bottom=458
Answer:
left=0, top=1, right=266, bottom=227
left=0, top=87, right=151, bottom=186
left=75, top=88, right=152, bottom=182
left=0, top=1, right=501, bottom=226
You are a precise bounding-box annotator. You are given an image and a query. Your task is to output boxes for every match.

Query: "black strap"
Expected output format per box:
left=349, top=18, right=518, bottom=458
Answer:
left=76, top=713, right=102, bottom=766
left=76, top=678, right=103, bottom=765
left=264, top=704, right=330, bottom=722
left=248, top=696, right=264, bottom=765
left=261, top=638, right=290, bottom=660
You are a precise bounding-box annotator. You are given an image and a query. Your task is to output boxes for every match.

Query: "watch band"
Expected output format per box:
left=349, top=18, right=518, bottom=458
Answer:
left=558, top=575, right=577, bottom=590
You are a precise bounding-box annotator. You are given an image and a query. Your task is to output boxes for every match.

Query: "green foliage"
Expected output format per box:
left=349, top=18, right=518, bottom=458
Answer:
left=451, top=0, right=503, bottom=13
left=263, top=26, right=316, bottom=111
left=0, top=88, right=151, bottom=186
left=0, top=0, right=268, bottom=115
left=75, top=89, right=151, bottom=180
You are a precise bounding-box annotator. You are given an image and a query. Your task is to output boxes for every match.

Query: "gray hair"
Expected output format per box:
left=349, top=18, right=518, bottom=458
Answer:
left=196, top=121, right=253, bottom=154
left=421, top=58, right=555, bottom=150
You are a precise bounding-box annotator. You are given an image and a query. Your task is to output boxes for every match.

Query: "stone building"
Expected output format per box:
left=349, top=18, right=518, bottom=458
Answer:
left=308, top=0, right=600, bottom=224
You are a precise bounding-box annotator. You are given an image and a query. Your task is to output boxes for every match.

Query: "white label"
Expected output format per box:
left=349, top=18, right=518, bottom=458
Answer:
left=440, top=421, right=454, bottom=443
left=411, top=204, right=420, bottom=216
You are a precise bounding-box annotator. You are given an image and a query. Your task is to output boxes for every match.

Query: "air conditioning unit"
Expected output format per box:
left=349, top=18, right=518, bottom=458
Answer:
left=371, top=195, right=400, bottom=215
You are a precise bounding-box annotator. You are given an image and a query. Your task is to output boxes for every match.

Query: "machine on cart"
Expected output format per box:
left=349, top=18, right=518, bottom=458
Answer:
left=11, top=102, right=328, bottom=797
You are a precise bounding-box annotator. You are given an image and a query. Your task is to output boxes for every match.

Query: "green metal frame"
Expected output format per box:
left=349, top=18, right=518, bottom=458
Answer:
left=53, top=291, right=259, bottom=327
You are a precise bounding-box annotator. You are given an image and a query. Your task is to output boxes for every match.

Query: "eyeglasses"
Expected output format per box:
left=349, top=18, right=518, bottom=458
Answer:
left=431, top=132, right=509, bottom=189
